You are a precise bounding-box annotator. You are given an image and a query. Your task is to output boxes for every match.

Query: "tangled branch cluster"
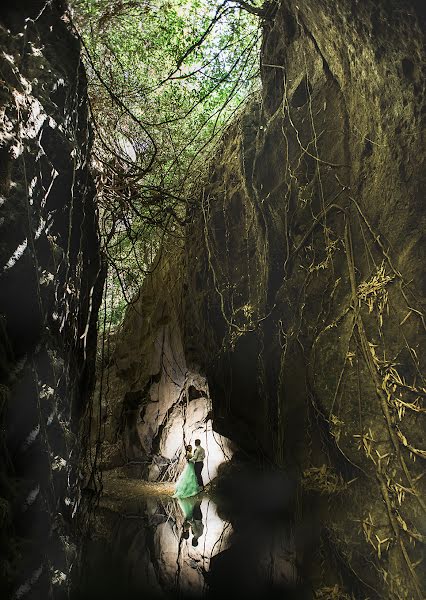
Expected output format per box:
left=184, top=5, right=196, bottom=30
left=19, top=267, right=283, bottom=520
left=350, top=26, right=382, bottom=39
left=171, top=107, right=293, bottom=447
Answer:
left=69, top=0, right=264, bottom=327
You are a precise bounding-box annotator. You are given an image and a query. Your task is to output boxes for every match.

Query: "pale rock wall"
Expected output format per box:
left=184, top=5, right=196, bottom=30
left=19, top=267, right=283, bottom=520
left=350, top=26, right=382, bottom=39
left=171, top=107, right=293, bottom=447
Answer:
left=97, top=254, right=232, bottom=484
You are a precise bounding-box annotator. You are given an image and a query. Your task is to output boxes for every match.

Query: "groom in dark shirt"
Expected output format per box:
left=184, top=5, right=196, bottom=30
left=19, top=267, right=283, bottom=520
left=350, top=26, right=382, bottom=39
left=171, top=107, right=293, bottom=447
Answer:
left=190, top=439, right=205, bottom=489
left=190, top=500, right=204, bottom=546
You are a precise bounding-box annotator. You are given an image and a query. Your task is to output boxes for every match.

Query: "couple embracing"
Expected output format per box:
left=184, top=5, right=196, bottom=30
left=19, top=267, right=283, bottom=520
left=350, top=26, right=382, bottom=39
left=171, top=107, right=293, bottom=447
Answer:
left=172, top=439, right=205, bottom=499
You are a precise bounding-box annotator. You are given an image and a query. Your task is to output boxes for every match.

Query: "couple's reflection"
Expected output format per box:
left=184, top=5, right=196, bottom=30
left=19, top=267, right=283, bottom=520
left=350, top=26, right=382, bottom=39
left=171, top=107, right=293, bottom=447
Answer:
left=176, top=496, right=204, bottom=547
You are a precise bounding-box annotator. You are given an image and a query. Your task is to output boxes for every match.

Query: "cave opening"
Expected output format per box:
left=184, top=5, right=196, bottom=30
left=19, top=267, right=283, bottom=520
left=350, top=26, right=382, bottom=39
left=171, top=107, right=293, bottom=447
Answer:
left=0, top=1, right=425, bottom=600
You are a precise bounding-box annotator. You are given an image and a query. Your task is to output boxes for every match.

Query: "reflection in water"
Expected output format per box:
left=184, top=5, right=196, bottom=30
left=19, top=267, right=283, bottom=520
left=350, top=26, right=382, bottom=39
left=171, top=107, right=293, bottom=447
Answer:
left=205, top=510, right=301, bottom=600
left=72, top=482, right=309, bottom=600
left=177, top=497, right=204, bottom=545
left=168, top=496, right=229, bottom=598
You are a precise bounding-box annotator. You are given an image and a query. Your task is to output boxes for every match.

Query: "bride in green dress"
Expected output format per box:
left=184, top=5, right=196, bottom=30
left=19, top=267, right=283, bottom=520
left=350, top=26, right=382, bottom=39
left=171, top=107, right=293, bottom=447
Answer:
left=172, top=445, right=201, bottom=498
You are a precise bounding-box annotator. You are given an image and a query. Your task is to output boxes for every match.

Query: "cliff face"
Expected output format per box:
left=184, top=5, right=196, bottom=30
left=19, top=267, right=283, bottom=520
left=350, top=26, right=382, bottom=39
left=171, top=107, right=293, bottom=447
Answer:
left=99, top=0, right=425, bottom=597
left=183, top=1, right=425, bottom=597
left=0, top=2, right=103, bottom=597
left=98, top=253, right=233, bottom=483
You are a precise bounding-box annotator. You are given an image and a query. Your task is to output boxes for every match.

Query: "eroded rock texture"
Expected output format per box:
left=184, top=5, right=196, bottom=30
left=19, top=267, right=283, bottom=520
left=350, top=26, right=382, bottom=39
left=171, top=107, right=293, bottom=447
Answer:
left=0, top=1, right=103, bottom=597
left=184, top=1, right=426, bottom=597
left=96, top=255, right=232, bottom=483
left=106, top=0, right=425, bottom=597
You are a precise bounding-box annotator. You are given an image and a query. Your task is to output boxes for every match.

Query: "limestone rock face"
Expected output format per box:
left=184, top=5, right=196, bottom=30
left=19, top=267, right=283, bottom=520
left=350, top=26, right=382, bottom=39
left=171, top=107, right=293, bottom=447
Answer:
left=0, top=2, right=103, bottom=597
left=182, top=1, right=425, bottom=597
left=106, top=0, right=425, bottom=597
left=97, top=255, right=233, bottom=483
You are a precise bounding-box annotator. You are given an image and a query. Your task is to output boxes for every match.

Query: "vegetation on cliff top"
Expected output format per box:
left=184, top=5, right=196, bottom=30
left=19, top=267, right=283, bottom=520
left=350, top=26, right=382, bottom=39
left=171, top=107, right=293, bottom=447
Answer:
left=70, top=0, right=264, bottom=325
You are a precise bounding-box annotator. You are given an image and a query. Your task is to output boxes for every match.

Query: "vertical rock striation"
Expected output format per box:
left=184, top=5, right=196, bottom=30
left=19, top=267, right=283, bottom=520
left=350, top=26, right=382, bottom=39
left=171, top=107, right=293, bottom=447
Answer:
left=0, top=1, right=103, bottom=597
left=183, top=1, right=425, bottom=597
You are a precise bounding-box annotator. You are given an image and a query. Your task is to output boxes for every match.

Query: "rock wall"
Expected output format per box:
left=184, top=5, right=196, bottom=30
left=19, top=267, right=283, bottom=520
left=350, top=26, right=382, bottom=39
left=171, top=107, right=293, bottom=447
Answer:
left=98, top=0, right=425, bottom=597
left=183, top=1, right=425, bottom=597
left=0, top=2, right=103, bottom=597
left=97, top=253, right=233, bottom=483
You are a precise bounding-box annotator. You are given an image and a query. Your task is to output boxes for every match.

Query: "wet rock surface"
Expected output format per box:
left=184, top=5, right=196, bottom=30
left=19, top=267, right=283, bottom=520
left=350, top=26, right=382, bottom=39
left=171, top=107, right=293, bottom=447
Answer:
left=182, top=2, right=426, bottom=597
left=2, top=0, right=424, bottom=598
left=0, top=1, right=103, bottom=597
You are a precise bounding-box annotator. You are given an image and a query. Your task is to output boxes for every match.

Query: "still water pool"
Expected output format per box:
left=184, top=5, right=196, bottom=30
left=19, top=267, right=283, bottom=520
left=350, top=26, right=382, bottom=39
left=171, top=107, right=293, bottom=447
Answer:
left=71, top=474, right=315, bottom=600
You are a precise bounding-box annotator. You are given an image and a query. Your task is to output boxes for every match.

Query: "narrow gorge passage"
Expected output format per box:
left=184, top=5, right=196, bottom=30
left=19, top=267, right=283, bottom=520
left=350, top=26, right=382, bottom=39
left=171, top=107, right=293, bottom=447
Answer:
left=0, top=1, right=425, bottom=600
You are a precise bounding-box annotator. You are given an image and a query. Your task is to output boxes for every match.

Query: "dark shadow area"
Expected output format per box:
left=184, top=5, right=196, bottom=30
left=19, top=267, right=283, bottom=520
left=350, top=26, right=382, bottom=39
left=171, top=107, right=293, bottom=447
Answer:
left=207, top=458, right=316, bottom=600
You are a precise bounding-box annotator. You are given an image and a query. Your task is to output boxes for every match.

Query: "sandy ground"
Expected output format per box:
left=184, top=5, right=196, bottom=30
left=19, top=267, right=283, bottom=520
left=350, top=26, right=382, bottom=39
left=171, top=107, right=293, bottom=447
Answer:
left=102, top=472, right=176, bottom=498
left=98, top=470, right=211, bottom=514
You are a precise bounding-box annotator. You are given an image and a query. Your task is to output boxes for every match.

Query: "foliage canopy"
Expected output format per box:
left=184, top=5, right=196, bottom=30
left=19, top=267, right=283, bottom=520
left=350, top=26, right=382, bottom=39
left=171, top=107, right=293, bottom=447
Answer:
left=70, top=0, right=264, bottom=326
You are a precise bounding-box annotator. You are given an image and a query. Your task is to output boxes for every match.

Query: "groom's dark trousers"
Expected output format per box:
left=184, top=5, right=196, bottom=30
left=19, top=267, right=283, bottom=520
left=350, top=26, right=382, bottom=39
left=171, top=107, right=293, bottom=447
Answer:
left=194, top=461, right=204, bottom=487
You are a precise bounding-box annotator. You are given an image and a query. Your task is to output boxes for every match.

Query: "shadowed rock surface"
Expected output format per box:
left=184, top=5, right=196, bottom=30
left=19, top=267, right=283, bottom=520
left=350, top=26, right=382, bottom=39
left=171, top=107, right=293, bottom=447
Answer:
left=94, top=253, right=234, bottom=483
left=0, top=1, right=103, bottom=597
